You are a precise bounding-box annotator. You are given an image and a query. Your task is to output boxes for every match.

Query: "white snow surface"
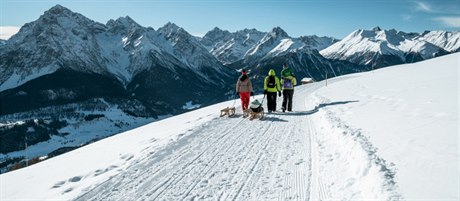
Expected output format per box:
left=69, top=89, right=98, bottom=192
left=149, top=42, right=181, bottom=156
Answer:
left=1, top=54, right=458, bottom=200
left=0, top=64, right=58, bottom=92
left=307, top=53, right=459, bottom=200
left=181, top=101, right=201, bottom=110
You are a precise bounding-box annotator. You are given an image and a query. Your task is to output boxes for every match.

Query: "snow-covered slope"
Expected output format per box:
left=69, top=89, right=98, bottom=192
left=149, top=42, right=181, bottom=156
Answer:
left=299, top=35, right=339, bottom=51
left=244, top=27, right=338, bottom=61
left=307, top=53, right=459, bottom=200
left=2, top=54, right=457, bottom=200
left=201, top=27, right=338, bottom=64
left=157, top=22, right=229, bottom=78
left=320, top=27, right=457, bottom=67
left=201, top=28, right=266, bottom=64
left=0, top=5, right=110, bottom=91
left=245, top=27, right=295, bottom=59
left=200, top=27, right=234, bottom=51
left=421, top=30, right=460, bottom=52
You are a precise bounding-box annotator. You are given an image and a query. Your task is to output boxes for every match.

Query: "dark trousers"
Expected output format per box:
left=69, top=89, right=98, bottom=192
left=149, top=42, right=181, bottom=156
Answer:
left=282, top=90, right=294, bottom=111
left=266, top=92, right=277, bottom=111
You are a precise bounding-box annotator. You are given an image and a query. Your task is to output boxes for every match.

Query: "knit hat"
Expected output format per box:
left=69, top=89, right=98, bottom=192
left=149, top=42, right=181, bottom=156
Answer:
left=242, top=69, right=247, bottom=75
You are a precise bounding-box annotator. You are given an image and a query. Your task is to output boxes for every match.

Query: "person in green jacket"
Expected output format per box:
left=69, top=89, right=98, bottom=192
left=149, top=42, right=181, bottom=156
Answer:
left=281, top=63, right=297, bottom=112
left=264, top=69, right=281, bottom=113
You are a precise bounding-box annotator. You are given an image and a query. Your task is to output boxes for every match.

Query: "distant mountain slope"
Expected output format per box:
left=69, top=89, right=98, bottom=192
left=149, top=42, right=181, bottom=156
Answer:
left=420, top=30, right=460, bottom=52
left=320, top=27, right=458, bottom=67
left=0, top=5, right=233, bottom=116
left=201, top=27, right=338, bottom=65
left=200, top=27, right=266, bottom=64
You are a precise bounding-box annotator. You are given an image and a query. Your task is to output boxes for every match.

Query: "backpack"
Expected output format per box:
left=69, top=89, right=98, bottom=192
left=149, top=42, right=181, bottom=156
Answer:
left=283, top=79, right=293, bottom=89
left=282, top=68, right=292, bottom=78
left=267, top=76, right=276, bottom=88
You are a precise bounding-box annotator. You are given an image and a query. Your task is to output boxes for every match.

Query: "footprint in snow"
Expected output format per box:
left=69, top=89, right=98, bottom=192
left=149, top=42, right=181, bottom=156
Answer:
left=69, top=176, right=82, bottom=183
left=295, top=159, right=304, bottom=165
left=63, top=188, right=73, bottom=194
left=120, top=154, right=134, bottom=161
left=51, top=181, right=66, bottom=189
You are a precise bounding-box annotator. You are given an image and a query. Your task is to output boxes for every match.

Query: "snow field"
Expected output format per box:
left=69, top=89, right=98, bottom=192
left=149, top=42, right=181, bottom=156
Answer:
left=307, top=94, right=400, bottom=200
left=308, top=53, right=459, bottom=200
left=0, top=100, right=225, bottom=200
left=75, top=92, right=314, bottom=200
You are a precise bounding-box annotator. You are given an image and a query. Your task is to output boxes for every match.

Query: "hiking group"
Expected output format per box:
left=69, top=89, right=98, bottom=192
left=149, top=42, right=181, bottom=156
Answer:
left=235, top=63, right=297, bottom=115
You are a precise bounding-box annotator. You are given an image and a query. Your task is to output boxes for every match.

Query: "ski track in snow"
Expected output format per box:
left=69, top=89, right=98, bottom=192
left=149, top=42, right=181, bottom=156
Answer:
left=75, top=86, right=318, bottom=201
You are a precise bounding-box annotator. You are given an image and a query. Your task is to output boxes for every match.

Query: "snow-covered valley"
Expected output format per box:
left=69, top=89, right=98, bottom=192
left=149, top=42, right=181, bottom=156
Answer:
left=1, top=53, right=458, bottom=200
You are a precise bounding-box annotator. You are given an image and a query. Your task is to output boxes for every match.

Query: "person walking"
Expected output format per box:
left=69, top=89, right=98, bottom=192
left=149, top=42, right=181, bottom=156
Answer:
left=236, top=69, right=253, bottom=112
left=280, top=63, right=297, bottom=112
left=264, top=69, right=281, bottom=113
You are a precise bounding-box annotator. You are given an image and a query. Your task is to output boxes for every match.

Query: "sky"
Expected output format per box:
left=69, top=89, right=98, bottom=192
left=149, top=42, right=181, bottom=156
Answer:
left=0, top=0, right=459, bottom=40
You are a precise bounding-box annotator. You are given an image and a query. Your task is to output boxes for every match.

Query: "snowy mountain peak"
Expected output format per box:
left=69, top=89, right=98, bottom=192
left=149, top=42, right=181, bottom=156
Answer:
left=45, top=4, right=72, bottom=16
left=201, top=27, right=233, bottom=51
left=320, top=27, right=458, bottom=67
left=269, top=26, right=290, bottom=38
left=372, top=26, right=382, bottom=32
left=159, top=22, right=195, bottom=41
left=161, top=22, right=181, bottom=33
left=203, top=27, right=232, bottom=41
left=209, top=27, right=225, bottom=33
left=420, top=30, right=460, bottom=52
left=236, top=28, right=263, bottom=35
left=38, top=4, right=98, bottom=28
left=108, top=16, right=141, bottom=29
left=299, top=35, right=339, bottom=51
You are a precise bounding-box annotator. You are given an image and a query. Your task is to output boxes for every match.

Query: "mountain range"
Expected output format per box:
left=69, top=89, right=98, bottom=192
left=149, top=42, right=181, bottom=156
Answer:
left=320, top=26, right=459, bottom=67
left=0, top=4, right=458, bottom=171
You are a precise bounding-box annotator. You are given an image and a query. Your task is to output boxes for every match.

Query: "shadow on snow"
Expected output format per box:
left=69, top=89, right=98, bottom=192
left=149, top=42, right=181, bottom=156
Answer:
left=274, top=100, right=359, bottom=116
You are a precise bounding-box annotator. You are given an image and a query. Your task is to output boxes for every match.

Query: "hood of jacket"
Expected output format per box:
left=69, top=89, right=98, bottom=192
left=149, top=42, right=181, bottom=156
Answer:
left=240, top=74, right=248, bottom=81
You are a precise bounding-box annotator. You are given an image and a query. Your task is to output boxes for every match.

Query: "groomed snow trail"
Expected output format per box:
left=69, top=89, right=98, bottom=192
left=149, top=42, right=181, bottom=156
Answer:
left=76, top=86, right=317, bottom=201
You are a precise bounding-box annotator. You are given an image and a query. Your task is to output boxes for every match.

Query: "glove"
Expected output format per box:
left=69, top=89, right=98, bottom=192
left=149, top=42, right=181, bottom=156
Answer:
left=250, top=92, right=254, bottom=96
left=278, top=91, right=282, bottom=97
left=264, top=90, right=267, bottom=94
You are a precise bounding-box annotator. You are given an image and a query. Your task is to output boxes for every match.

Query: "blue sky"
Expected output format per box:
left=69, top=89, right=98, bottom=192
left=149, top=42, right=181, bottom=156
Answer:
left=0, top=0, right=459, bottom=40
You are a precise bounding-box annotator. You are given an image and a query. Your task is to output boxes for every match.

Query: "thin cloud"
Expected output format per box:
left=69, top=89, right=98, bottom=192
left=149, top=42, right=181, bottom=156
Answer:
left=0, top=26, right=20, bottom=40
left=415, top=1, right=433, bottom=12
left=413, top=0, right=459, bottom=14
left=433, top=17, right=460, bottom=28
left=402, top=14, right=413, bottom=21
